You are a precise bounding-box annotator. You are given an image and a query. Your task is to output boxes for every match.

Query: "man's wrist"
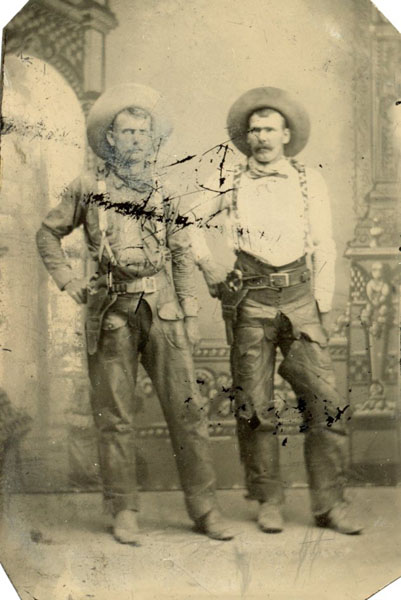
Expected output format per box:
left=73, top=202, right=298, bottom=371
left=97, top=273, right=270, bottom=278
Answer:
left=54, top=267, right=75, bottom=291
left=180, top=297, right=199, bottom=318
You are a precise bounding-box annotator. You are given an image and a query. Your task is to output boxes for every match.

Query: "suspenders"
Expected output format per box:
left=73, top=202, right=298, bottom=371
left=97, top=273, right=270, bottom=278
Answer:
left=289, top=158, right=313, bottom=255
left=95, top=176, right=166, bottom=288
left=96, top=178, right=117, bottom=289
left=230, top=158, right=312, bottom=255
left=230, top=163, right=246, bottom=253
left=97, top=179, right=118, bottom=267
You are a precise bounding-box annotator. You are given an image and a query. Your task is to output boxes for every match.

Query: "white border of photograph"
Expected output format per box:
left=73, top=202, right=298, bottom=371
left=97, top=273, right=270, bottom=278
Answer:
left=0, top=1, right=400, bottom=599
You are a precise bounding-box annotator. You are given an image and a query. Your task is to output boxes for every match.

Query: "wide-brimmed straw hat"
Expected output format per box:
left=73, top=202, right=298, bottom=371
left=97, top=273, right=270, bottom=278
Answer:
left=227, top=87, right=310, bottom=156
left=87, top=83, right=173, bottom=160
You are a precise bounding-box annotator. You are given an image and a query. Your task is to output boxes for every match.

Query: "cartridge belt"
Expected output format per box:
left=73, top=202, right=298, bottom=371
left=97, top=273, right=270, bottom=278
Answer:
left=243, top=269, right=311, bottom=289
left=110, top=269, right=168, bottom=295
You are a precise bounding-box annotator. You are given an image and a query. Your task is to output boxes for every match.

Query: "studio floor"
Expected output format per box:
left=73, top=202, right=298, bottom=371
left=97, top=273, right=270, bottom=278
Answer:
left=0, top=488, right=400, bottom=600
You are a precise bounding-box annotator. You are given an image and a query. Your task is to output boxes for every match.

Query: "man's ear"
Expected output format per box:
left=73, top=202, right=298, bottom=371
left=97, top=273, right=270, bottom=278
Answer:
left=283, top=127, right=291, bottom=145
left=106, top=129, right=115, bottom=147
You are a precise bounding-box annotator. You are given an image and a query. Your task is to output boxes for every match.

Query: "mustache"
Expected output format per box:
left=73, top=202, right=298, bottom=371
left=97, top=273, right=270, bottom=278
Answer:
left=116, top=148, right=144, bottom=165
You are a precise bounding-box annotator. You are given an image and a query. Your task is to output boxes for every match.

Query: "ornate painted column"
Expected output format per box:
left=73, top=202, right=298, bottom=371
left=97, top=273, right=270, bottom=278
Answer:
left=346, top=5, right=400, bottom=484
left=1, top=0, right=117, bottom=491
left=3, top=0, right=117, bottom=111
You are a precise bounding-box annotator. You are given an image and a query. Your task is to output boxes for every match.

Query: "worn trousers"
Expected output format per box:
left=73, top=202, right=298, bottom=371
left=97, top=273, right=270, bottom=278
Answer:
left=231, top=287, right=348, bottom=515
left=87, top=294, right=216, bottom=521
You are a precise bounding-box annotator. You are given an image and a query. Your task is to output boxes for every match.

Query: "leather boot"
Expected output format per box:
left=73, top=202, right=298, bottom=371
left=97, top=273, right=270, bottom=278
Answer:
left=194, top=508, right=235, bottom=541
left=258, top=502, right=284, bottom=533
left=315, top=502, right=363, bottom=535
left=113, top=509, right=140, bottom=545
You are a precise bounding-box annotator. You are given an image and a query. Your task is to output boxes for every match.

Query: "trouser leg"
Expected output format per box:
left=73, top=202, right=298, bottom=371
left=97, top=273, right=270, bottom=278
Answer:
left=279, top=334, right=348, bottom=514
left=236, top=420, right=283, bottom=504
left=141, top=311, right=217, bottom=522
left=232, top=322, right=284, bottom=504
left=87, top=321, right=141, bottom=516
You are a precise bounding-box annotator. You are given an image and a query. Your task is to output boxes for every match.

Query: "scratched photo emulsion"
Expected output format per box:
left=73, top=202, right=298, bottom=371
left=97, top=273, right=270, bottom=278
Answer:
left=0, top=1, right=400, bottom=599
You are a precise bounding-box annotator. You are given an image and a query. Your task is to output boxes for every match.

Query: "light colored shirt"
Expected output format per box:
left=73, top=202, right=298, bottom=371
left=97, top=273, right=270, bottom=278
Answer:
left=191, top=157, right=336, bottom=313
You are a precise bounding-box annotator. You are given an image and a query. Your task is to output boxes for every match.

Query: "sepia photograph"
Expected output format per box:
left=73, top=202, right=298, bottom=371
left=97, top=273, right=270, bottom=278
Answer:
left=0, top=1, right=400, bottom=599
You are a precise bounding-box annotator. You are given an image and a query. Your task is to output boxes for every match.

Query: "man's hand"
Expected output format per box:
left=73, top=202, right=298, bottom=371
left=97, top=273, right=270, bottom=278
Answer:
left=64, top=278, right=88, bottom=304
left=197, top=255, right=228, bottom=299
left=184, top=317, right=201, bottom=350
left=320, top=311, right=332, bottom=339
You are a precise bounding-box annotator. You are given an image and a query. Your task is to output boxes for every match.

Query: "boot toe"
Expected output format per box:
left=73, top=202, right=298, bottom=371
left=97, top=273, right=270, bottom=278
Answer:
left=315, top=503, right=363, bottom=535
left=113, top=509, right=141, bottom=545
left=258, top=503, right=284, bottom=533
left=195, top=509, right=235, bottom=541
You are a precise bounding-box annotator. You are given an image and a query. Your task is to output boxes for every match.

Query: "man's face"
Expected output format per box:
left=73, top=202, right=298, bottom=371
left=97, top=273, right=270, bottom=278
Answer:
left=247, top=111, right=290, bottom=164
left=106, top=109, right=154, bottom=165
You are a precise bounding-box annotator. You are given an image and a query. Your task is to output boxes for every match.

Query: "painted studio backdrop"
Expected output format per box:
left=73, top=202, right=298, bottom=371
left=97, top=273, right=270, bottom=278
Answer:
left=0, top=0, right=400, bottom=493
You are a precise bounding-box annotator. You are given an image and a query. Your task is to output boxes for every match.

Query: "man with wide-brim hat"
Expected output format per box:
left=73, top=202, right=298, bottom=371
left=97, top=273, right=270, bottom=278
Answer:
left=192, top=86, right=362, bottom=535
left=86, top=82, right=173, bottom=163
left=36, top=83, right=234, bottom=544
left=226, top=86, right=310, bottom=158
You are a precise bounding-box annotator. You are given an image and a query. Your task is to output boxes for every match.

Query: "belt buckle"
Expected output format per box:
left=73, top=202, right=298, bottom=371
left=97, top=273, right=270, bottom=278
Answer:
left=143, top=276, right=156, bottom=293
left=269, top=272, right=290, bottom=287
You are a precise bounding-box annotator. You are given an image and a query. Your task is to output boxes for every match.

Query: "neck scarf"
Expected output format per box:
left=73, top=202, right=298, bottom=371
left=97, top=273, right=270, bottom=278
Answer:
left=106, top=158, right=155, bottom=193
left=247, top=156, right=290, bottom=179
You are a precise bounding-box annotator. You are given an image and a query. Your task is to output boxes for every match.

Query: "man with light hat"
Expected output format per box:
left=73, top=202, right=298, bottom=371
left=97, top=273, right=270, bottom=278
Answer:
left=36, top=83, right=234, bottom=544
left=192, top=87, right=362, bottom=535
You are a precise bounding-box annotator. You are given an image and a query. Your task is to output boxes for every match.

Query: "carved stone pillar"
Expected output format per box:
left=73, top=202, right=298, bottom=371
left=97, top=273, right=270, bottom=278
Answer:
left=345, top=6, right=400, bottom=484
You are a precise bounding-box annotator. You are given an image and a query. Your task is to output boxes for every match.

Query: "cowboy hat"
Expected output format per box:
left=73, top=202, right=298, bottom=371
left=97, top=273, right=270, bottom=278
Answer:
left=87, top=83, right=173, bottom=160
left=227, top=87, right=310, bottom=156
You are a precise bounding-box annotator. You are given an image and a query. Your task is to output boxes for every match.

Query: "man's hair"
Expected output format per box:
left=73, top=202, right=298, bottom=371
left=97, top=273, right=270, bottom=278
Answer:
left=111, top=106, right=153, bottom=130
left=249, top=107, right=288, bottom=129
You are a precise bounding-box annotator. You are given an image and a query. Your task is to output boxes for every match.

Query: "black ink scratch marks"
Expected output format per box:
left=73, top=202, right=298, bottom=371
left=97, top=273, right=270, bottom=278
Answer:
left=217, top=144, right=232, bottom=188
left=166, top=154, right=197, bottom=167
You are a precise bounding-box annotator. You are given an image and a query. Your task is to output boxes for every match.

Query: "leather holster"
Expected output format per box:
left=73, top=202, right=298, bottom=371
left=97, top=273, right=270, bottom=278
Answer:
left=218, top=281, right=248, bottom=345
left=85, top=275, right=117, bottom=355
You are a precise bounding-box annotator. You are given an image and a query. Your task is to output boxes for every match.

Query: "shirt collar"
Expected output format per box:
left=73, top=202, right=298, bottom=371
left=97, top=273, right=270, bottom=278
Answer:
left=246, top=156, right=293, bottom=179
left=106, top=164, right=154, bottom=193
left=107, top=169, right=125, bottom=189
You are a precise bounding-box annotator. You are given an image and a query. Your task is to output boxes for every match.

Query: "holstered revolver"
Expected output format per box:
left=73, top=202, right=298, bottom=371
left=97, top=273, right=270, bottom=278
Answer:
left=85, top=274, right=117, bottom=355
left=218, top=269, right=248, bottom=345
